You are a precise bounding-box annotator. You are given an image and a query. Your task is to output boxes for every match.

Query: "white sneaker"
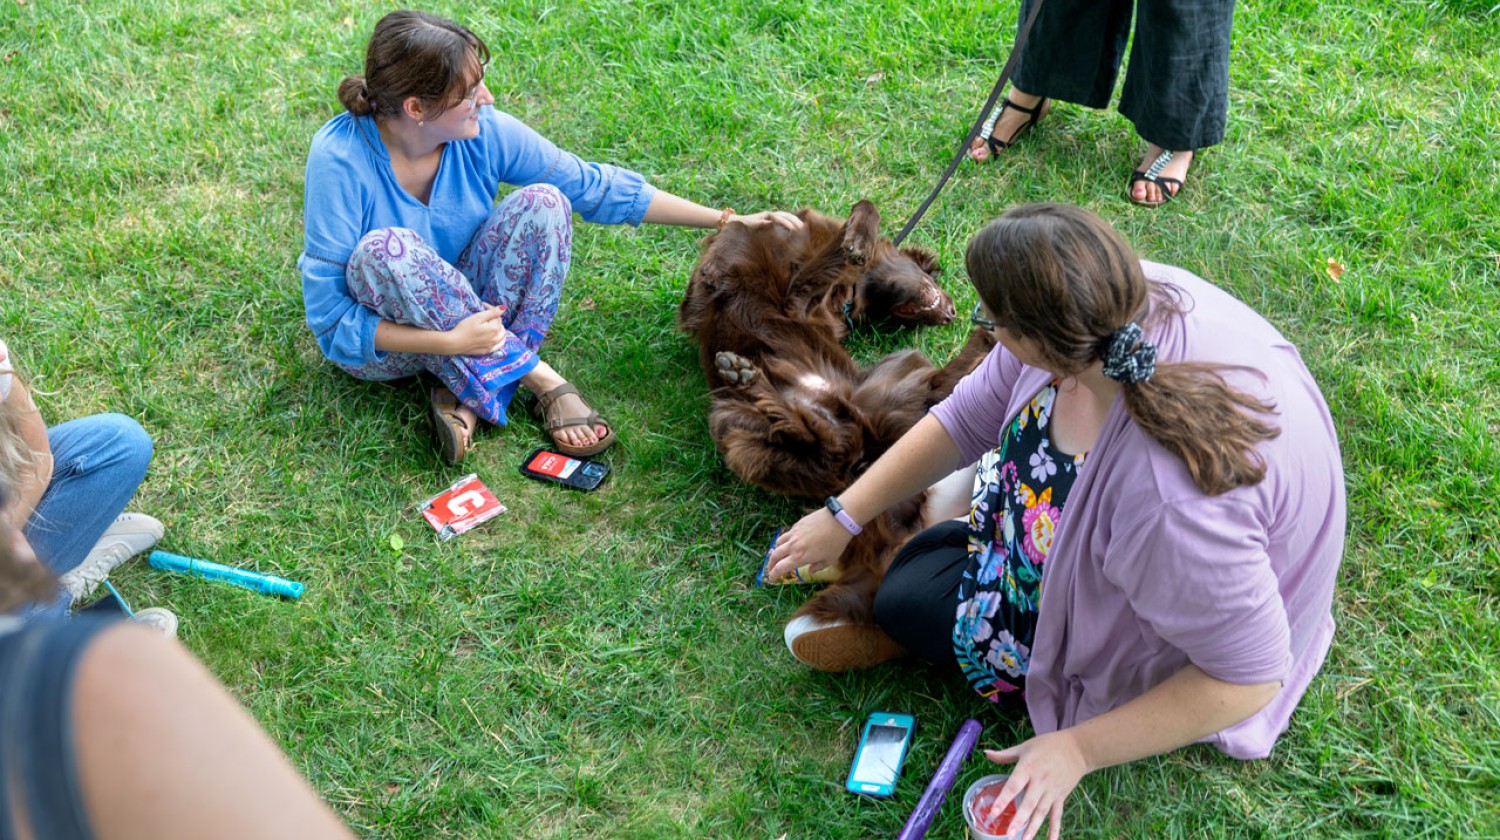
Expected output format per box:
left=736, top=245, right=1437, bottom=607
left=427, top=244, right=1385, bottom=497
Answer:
left=131, top=606, right=178, bottom=639
left=784, top=613, right=905, bottom=673
left=58, top=513, right=165, bottom=602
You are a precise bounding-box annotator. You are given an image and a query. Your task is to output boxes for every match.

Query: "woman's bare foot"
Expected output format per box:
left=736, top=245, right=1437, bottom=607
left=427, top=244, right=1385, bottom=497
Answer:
left=968, top=89, right=1049, bottom=162
left=1129, top=145, right=1194, bottom=206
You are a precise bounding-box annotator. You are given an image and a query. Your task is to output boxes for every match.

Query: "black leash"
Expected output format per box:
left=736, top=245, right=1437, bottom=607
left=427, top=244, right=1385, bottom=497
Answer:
left=891, top=0, right=1047, bottom=247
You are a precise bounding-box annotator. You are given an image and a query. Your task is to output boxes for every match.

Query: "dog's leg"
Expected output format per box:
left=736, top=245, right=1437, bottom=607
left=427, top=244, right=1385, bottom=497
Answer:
left=839, top=199, right=880, bottom=265
left=713, top=351, right=761, bottom=386
left=928, top=328, right=999, bottom=398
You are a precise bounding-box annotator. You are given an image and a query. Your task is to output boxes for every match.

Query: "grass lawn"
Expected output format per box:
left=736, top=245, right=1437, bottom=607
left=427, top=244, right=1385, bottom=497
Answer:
left=3, top=0, right=1498, bottom=836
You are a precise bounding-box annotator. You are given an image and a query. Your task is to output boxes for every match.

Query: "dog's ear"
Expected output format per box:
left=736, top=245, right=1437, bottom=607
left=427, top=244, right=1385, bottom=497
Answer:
left=840, top=200, right=881, bottom=266
left=899, top=245, right=940, bottom=278
left=680, top=235, right=735, bottom=334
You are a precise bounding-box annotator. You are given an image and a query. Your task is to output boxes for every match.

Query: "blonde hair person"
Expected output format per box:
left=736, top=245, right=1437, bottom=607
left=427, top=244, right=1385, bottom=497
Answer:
left=0, top=340, right=173, bottom=632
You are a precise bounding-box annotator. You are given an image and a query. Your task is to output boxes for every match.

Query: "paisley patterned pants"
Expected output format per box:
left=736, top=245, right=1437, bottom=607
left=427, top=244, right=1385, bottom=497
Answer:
left=340, top=184, right=573, bottom=424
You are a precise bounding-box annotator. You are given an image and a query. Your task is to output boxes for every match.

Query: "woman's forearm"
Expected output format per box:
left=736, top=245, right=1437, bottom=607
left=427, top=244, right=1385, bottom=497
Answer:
left=834, top=414, right=964, bottom=527
left=765, top=413, right=965, bottom=580
left=642, top=190, right=730, bottom=228
left=373, top=320, right=453, bottom=355
left=1069, top=664, right=1280, bottom=772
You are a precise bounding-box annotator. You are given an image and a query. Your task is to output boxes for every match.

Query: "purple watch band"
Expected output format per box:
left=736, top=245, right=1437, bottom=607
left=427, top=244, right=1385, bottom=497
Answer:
left=824, top=496, right=862, bottom=536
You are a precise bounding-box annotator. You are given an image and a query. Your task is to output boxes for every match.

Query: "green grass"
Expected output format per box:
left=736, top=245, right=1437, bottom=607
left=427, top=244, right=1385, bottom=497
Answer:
left=3, top=0, right=1498, bottom=836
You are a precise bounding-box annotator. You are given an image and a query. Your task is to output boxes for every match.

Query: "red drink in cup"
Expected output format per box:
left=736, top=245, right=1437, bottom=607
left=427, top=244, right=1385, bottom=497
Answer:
left=962, top=774, right=1026, bottom=839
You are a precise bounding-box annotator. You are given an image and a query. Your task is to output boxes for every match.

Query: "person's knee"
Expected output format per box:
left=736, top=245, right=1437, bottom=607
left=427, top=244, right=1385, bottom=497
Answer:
left=97, top=413, right=154, bottom=474
left=348, top=227, right=423, bottom=274
left=509, top=184, right=573, bottom=225
left=50, top=414, right=153, bottom=479
left=872, top=579, right=903, bottom=631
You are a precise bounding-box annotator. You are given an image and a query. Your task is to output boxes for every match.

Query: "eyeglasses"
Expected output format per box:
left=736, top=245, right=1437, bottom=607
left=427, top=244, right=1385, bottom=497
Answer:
left=461, top=81, right=483, bottom=113
left=970, top=301, right=999, bottom=331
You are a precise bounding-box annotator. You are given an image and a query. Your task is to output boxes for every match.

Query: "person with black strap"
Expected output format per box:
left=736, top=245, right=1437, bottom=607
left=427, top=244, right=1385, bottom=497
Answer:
left=966, top=0, right=1235, bottom=207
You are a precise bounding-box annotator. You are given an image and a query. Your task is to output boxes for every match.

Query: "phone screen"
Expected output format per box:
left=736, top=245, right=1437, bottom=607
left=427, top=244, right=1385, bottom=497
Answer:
left=851, top=724, right=910, bottom=785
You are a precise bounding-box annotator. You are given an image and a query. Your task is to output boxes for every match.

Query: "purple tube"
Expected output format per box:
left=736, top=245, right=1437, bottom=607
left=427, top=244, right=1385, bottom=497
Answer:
left=897, top=718, right=984, bottom=840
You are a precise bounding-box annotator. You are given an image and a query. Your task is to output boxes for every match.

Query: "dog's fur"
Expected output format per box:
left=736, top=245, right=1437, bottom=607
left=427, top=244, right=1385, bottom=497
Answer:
left=679, top=200, right=994, bottom=625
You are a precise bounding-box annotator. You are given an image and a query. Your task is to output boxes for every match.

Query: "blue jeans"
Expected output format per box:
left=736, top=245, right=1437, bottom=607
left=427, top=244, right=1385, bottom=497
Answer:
left=22, top=414, right=153, bottom=619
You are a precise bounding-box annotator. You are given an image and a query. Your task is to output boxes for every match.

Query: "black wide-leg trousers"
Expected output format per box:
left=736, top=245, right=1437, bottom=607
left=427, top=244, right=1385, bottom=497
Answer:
left=1011, top=0, right=1237, bottom=150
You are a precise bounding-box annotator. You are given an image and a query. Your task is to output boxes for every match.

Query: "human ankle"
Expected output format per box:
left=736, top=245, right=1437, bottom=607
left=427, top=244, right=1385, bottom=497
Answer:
left=1008, top=88, right=1043, bottom=108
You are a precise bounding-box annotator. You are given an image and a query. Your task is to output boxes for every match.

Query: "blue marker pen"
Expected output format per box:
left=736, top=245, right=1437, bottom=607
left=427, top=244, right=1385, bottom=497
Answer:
left=148, top=551, right=305, bottom=599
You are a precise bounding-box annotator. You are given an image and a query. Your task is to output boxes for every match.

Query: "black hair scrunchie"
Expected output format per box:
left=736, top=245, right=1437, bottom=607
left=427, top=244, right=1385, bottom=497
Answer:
left=1100, top=322, right=1157, bottom=384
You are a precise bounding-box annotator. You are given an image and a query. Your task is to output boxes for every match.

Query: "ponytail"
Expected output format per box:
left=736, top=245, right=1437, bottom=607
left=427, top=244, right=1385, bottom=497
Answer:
left=966, top=204, right=1280, bottom=497
left=1122, top=363, right=1278, bottom=495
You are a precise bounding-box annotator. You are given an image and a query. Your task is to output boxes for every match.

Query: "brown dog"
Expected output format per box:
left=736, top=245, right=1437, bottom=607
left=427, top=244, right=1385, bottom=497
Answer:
left=679, top=200, right=993, bottom=631
left=679, top=200, right=981, bottom=498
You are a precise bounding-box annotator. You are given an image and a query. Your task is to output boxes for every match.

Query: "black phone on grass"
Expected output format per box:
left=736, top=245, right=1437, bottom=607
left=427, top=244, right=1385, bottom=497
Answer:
left=519, top=448, right=609, bottom=491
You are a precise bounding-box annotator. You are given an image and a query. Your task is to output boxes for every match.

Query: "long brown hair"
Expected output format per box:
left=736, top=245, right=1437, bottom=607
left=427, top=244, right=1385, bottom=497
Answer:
left=964, top=204, right=1279, bottom=495
left=337, top=10, right=490, bottom=120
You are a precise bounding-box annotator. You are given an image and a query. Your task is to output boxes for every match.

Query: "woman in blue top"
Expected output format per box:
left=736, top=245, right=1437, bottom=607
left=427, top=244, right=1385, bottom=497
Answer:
left=301, top=10, right=800, bottom=463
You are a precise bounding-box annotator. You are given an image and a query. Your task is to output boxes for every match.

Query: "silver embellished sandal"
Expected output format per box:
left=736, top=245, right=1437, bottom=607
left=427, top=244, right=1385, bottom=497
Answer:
left=1128, top=149, right=1188, bottom=207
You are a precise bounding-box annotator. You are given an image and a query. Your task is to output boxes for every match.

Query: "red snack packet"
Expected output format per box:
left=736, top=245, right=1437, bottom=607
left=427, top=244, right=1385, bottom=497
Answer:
left=418, top=474, right=506, bottom=540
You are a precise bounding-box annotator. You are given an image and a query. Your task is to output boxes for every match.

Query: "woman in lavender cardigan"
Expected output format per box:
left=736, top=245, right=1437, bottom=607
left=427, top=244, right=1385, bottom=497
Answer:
left=766, top=204, right=1345, bottom=840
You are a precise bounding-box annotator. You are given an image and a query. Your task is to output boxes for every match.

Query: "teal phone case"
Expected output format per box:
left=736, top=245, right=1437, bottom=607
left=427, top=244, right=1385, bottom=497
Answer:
left=845, top=711, right=915, bottom=797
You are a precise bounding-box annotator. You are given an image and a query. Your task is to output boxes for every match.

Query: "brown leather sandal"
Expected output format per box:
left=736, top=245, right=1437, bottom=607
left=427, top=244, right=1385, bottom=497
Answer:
left=534, top=382, right=615, bottom=457
left=429, top=387, right=477, bottom=465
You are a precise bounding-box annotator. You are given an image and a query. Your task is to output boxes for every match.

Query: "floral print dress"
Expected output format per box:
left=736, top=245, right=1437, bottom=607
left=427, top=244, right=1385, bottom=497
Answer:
left=952, top=382, right=1086, bottom=700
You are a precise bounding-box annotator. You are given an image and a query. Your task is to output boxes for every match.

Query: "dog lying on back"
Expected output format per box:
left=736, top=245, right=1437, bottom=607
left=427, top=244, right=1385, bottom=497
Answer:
left=679, top=199, right=987, bottom=500
left=679, top=200, right=994, bottom=631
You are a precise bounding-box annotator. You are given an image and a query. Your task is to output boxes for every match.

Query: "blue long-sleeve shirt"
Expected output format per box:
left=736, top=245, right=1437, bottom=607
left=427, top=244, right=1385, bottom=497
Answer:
left=298, top=107, right=657, bottom=368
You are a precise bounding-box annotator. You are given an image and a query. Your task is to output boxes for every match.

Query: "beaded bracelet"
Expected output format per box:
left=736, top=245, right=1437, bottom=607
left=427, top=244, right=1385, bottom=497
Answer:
left=717, top=207, right=736, bottom=230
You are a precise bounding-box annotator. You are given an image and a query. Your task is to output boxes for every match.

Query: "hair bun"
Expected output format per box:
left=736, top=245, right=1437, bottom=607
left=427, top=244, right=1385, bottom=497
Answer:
left=337, top=75, right=374, bottom=115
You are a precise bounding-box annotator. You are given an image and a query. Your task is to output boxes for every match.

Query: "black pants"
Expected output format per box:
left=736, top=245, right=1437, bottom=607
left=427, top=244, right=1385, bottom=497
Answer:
left=1012, top=0, right=1237, bottom=150
left=873, top=520, right=971, bottom=667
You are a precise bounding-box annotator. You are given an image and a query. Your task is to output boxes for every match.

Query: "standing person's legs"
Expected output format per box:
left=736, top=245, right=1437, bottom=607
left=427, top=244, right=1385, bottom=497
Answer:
left=1012, top=0, right=1133, bottom=108
left=973, top=0, right=1133, bottom=159
left=24, top=414, right=153, bottom=578
left=1122, top=0, right=1236, bottom=203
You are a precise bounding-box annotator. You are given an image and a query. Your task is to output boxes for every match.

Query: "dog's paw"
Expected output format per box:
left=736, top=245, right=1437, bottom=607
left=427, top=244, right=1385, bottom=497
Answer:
left=715, top=351, right=759, bottom=385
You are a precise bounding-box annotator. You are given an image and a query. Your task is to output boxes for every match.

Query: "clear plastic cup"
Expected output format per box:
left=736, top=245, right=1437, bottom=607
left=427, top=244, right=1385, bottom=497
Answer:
left=962, top=774, right=1026, bottom=840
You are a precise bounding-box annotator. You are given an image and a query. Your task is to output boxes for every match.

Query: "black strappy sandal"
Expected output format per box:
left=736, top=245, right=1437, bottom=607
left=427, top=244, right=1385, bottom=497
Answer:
left=1128, top=149, right=1188, bottom=207
left=969, top=96, right=1051, bottom=161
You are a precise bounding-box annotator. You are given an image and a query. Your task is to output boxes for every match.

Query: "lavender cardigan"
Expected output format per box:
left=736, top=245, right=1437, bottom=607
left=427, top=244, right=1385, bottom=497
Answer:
left=932, top=262, right=1345, bottom=760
